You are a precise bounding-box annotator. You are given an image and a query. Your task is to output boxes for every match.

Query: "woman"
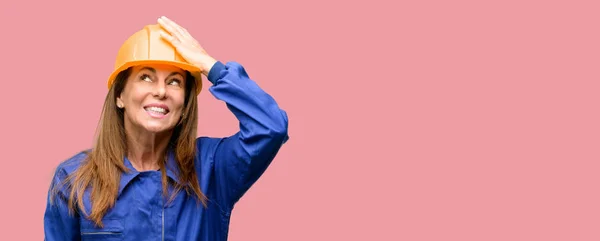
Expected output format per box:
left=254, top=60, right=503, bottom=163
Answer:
left=43, top=16, right=289, bottom=240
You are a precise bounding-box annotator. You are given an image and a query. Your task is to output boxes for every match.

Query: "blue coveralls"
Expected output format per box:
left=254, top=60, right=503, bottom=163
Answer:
left=43, top=61, right=290, bottom=240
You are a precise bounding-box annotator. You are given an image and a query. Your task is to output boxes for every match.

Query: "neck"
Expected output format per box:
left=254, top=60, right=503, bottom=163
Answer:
left=125, top=125, right=172, bottom=172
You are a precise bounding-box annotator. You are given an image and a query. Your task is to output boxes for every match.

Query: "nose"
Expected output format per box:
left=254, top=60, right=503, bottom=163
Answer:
left=153, top=79, right=167, bottom=99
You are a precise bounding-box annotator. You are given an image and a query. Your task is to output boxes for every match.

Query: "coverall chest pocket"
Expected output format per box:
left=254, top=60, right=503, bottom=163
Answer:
left=80, top=218, right=125, bottom=241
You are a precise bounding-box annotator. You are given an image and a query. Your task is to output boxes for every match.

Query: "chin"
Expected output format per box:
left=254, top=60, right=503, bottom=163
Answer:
left=142, top=123, right=176, bottom=134
left=124, top=112, right=178, bottom=135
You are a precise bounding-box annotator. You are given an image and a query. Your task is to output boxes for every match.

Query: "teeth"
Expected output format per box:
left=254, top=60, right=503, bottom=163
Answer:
left=145, top=106, right=167, bottom=113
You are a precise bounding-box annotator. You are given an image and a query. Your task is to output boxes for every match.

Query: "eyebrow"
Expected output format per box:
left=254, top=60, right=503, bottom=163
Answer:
left=139, top=67, right=184, bottom=78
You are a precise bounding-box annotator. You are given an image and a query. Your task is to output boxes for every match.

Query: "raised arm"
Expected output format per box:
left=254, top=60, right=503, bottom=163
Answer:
left=208, top=61, right=289, bottom=208
left=158, top=16, right=289, bottom=210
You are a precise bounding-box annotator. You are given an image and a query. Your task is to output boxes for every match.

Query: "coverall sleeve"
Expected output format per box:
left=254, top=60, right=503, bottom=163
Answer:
left=207, top=61, right=289, bottom=210
left=43, top=165, right=81, bottom=240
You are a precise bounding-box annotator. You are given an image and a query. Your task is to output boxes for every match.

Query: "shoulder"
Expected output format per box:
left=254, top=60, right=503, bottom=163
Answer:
left=195, top=136, right=226, bottom=156
left=47, top=149, right=90, bottom=198
left=52, top=150, right=90, bottom=180
left=193, top=137, right=226, bottom=174
left=195, top=134, right=244, bottom=151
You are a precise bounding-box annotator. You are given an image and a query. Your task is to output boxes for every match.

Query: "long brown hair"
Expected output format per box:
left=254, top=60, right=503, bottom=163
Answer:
left=51, top=68, right=207, bottom=227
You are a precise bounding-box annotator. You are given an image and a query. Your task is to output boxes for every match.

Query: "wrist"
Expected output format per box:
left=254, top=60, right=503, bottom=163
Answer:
left=201, top=57, right=217, bottom=76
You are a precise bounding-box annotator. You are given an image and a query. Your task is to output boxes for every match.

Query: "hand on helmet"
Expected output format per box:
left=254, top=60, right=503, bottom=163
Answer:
left=158, top=16, right=217, bottom=77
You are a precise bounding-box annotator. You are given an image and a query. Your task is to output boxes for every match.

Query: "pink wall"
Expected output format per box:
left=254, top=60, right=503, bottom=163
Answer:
left=0, top=0, right=599, bottom=240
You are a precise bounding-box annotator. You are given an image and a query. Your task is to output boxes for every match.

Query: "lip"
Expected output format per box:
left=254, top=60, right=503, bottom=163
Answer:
left=143, top=103, right=170, bottom=112
left=143, top=103, right=170, bottom=119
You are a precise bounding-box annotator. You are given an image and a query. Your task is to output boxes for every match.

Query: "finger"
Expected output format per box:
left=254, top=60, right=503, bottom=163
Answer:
left=160, top=32, right=200, bottom=57
left=158, top=17, right=206, bottom=52
left=159, top=30, right=182, bottom=47
left=157, top=17, right=177, bottom=35
left=160, top=17, right=204, bottom=50
left=158, top=16, right=190, bottom=41
left=161, top=16, right=190, bottom=36
left=158, top=18, right=187, bottom=42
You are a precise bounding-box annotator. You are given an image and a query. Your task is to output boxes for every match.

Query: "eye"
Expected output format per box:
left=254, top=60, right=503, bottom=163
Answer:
left=140, top=74, right=152, bottom=82
left=168, top=78, right=182, bottom=86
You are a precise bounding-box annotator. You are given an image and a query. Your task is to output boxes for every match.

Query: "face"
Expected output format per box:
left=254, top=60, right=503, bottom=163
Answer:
left=117, top=64, right=187, bottom=135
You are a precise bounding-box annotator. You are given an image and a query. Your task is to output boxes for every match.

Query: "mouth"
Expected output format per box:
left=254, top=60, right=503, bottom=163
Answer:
left=143, top=104, right=170, bottom=118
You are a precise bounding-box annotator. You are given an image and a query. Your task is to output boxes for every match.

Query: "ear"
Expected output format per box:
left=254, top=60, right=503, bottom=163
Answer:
left=116, top=97, right=124, bottom=108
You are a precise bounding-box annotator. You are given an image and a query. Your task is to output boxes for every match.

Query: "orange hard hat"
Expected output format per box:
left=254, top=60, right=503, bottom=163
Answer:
left=107, top=24, right=203, bottom=95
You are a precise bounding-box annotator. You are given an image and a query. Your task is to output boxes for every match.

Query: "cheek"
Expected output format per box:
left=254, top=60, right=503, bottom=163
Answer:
left=172, top=92, right=186, bottom=112
left=174, top=100, right=186, bottom=114
left=123, top=88, right=147, bottom=107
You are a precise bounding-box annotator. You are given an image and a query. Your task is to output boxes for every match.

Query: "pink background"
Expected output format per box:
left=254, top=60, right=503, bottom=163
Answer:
left=1, top=0, right=599, bottom=240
